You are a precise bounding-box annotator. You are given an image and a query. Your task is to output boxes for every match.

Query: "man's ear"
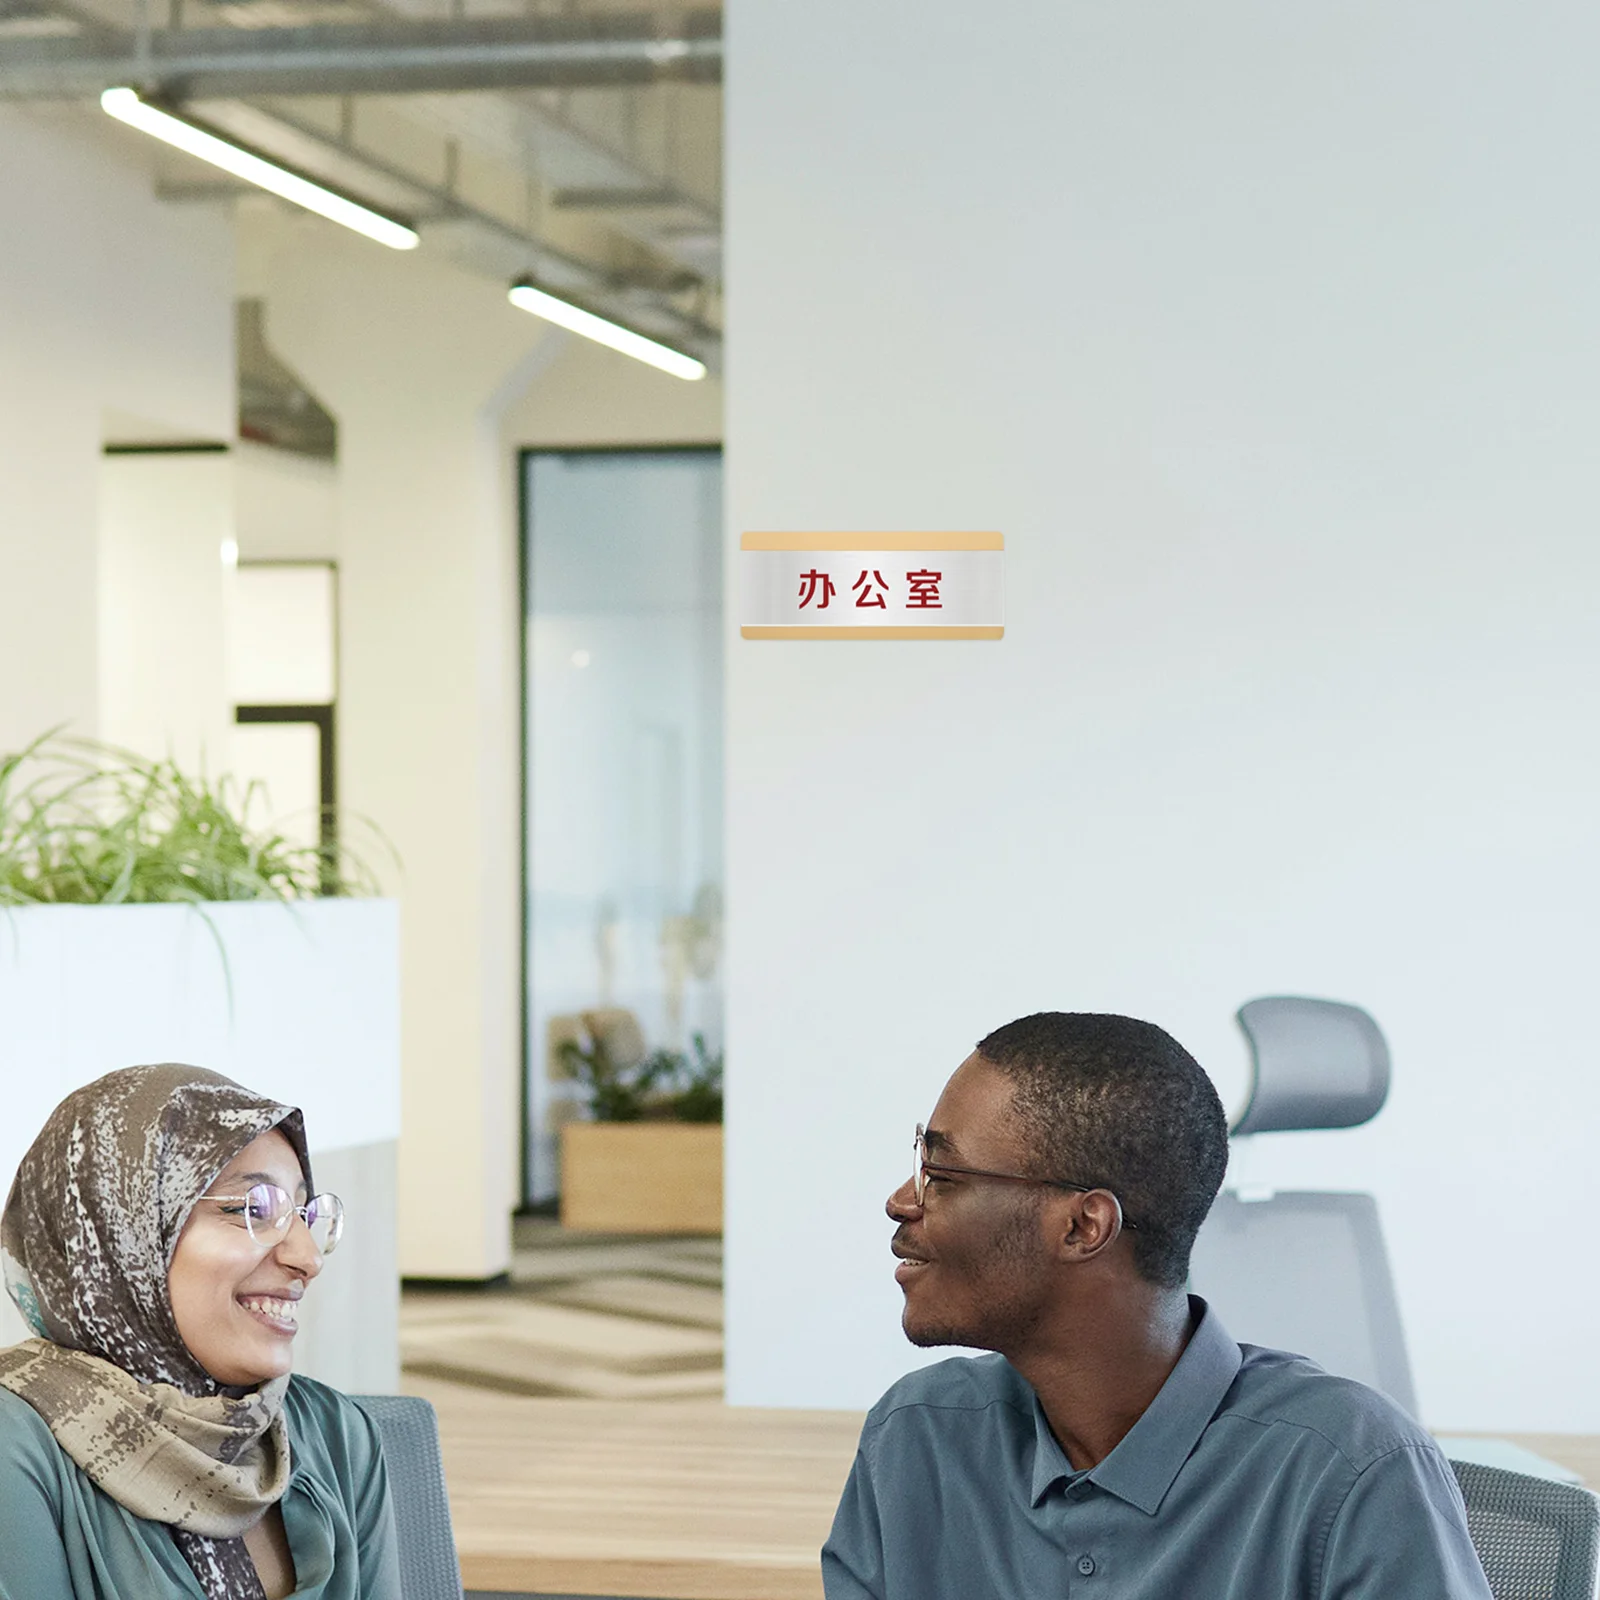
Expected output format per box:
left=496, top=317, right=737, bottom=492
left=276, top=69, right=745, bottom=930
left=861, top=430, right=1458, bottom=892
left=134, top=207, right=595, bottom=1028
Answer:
left=1049, top=1189, right=1127, bottom=1263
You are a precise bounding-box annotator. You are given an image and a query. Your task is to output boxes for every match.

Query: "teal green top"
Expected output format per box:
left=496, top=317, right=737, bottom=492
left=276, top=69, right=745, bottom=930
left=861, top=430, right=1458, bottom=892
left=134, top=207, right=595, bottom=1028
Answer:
left=0, top=1374, right=401, bottom=1599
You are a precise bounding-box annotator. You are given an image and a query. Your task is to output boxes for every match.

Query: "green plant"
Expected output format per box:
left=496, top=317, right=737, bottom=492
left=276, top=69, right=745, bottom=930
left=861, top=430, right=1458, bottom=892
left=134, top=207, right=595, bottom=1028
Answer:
left=555, top=1030, right=663, bottom=1122
left=557, top=1028, right=724, bottom=1124
left=664, top=1033, right=724, bottom=1124
left=0, top=730, right=385, bottom=906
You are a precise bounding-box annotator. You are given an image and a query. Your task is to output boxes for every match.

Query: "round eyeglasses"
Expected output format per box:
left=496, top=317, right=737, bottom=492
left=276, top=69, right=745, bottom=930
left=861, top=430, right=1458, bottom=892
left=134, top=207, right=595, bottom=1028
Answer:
left=202, top=1184, right=345, bottom=1255
left=912, top=1124, right=1139, bottom=1230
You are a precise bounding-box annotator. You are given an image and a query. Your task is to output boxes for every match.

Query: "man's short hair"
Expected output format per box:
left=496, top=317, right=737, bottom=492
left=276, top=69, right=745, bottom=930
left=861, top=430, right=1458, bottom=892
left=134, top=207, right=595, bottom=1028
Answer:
left=975, top=1012, right=1229, bottom=1290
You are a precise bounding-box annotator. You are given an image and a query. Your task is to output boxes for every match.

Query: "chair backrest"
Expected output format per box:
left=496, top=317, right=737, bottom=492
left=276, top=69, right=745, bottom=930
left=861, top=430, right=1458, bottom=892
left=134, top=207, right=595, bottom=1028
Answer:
left=1188, top=1189, right=1418, bottom=1416
left=1450, top=1460, right=1600, bottom=1600
left=1231, top=995, right=1390, bottom=1135
left=351, top=1394, right=465, bottom=1600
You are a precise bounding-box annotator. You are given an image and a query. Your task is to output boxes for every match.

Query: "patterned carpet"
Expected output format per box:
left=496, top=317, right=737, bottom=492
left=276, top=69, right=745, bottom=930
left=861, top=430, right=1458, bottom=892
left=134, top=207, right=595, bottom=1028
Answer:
left=401, top=1222, right=724, bottom=1402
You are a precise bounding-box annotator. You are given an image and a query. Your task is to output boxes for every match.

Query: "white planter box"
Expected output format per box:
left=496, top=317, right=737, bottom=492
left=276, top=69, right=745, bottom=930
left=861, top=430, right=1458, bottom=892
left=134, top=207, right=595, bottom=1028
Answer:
left=0, top=900, right=401, bottom=1391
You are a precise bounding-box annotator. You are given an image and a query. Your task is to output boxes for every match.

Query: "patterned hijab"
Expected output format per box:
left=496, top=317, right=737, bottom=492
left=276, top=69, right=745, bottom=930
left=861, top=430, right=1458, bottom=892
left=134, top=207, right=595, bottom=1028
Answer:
left=0, top=1064, right=314, bottom=1600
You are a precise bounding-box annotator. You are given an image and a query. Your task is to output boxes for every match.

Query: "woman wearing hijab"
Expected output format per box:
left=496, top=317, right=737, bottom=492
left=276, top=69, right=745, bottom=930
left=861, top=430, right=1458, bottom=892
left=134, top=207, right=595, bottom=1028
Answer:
left=0, top=1063, right=402, bottom=1599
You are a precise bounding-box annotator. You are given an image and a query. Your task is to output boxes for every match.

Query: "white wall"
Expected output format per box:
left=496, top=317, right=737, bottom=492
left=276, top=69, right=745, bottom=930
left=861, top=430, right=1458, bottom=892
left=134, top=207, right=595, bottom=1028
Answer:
left=234, top=441, right=338, bottom=563
left=724, top=2, right=1600, bottom=1431
left=503, top=333, right=722, bottom=447
left=0, top=109, right=232, bottom=756
left=99, top=452, right=236, bottom=774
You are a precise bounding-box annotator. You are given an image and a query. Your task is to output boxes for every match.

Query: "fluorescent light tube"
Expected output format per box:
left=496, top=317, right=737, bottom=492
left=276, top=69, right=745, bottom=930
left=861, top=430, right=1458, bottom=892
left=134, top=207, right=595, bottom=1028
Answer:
left=508, top=281, right=706, bottom=381
left=101, top=87, right=418, bottom=251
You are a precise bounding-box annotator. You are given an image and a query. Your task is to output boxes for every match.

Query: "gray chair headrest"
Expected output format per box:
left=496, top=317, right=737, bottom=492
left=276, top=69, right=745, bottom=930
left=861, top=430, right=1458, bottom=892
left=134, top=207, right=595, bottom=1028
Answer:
left=1231, top=996, right=1391, bottom=1136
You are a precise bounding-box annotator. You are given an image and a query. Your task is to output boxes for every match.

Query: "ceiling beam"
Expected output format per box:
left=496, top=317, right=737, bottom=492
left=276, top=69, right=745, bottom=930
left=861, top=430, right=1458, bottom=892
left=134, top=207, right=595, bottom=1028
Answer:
left=551, top=186, right=686, bottom=212
left=0, top=10, right=722, bottom=99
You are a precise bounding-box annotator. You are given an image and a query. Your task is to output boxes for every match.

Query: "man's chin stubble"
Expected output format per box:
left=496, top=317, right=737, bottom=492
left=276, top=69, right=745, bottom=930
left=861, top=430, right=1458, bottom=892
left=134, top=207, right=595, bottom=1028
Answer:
left=903, top=1317, right=988, bottom=1349
left=902, top=1295, right=1044, bottom=1352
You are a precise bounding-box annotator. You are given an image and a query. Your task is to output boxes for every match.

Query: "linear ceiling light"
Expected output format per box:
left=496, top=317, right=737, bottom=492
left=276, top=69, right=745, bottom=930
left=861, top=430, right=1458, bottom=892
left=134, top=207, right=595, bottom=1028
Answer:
left=101, top=87, right=418, bottom=251
left=508, top=280, right=706, bottom=381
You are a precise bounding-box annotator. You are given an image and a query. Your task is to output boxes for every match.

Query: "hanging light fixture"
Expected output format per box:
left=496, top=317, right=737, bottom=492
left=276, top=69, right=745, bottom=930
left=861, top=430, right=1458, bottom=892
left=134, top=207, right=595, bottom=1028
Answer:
left=101, top=88, right=419, bottom=251
left=508, top=280, right=706, bottom=381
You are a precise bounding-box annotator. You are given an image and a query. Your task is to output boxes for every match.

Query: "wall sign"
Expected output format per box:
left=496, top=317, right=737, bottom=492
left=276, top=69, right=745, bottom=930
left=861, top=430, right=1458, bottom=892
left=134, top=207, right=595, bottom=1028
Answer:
left=739, top=532, right=1004, bottom=639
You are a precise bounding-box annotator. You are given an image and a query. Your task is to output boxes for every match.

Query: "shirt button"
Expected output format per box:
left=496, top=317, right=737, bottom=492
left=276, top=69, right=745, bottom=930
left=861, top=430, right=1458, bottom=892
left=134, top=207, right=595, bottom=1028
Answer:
left=1077, top=1556, right=1096, bottom=1576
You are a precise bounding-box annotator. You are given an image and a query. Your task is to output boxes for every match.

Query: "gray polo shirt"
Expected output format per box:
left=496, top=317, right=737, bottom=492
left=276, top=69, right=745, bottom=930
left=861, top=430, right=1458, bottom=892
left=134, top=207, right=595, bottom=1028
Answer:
left=823, top=1298, right=1492, bottom=1600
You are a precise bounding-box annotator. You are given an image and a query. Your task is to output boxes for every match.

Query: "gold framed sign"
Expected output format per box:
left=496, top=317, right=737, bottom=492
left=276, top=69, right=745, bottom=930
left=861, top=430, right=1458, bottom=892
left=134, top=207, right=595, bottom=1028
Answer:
left=739, top=532, right=1005, bottom=639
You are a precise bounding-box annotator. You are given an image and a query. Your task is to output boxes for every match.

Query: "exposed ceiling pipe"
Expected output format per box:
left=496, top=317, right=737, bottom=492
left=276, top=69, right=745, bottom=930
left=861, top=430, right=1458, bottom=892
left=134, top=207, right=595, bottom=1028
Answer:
left=0, top=9, right=722, bottom=100
left=170, top=96, right=722, bottom=356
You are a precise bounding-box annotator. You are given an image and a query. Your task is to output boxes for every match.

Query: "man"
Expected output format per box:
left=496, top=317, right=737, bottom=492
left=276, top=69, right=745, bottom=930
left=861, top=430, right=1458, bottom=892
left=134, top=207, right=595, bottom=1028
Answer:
left=823, top=1012, right=1492, bottom=1599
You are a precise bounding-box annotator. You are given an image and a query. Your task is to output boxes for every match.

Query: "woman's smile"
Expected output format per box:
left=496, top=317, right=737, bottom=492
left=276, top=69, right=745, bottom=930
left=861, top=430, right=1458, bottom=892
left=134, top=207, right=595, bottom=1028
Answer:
left=236, top=1293, right=301, bottom=1335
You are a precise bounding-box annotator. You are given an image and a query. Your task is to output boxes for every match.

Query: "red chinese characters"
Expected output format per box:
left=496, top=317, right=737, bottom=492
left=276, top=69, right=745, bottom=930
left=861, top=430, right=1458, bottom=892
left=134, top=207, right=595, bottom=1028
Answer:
left=794, top=565, right=949, bottom=616
left=852, top=569, right=890, bottom=609
left=798, top=569, right=836, bottom=609
left=905, top=569, right=943, bottom=609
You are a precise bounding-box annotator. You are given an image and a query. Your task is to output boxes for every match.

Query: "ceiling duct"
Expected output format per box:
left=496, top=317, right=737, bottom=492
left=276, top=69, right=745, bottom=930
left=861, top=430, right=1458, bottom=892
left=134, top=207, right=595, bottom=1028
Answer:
left=237, top=299, right=337, bottom=460
left=0, top=9, right=722, bottom=99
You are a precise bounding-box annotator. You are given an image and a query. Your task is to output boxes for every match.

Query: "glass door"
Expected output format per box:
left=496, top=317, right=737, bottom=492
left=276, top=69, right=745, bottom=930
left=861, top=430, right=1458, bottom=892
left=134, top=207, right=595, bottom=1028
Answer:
left=522, top=447, right=723, bottom=1203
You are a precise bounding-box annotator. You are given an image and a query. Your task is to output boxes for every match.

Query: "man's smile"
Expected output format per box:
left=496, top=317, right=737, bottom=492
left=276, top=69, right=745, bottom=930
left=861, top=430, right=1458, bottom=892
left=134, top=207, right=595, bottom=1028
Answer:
left=892, top=1234, right=932, bottom=1284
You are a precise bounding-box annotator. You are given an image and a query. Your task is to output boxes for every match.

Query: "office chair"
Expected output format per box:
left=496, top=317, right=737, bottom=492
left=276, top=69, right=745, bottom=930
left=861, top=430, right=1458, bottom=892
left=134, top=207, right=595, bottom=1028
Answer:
left=1188, top=996, right=1418, bottom=1416
left=352, top=1394, right=465, bottom=1600
left=1228, top=994, right=1390, bottom=1136
left=1450, top=1459, right=1600, bottom=1600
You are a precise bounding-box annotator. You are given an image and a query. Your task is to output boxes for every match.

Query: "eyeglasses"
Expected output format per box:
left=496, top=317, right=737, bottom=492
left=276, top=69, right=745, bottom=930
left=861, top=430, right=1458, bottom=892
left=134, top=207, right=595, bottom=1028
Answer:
left=201, top=1184, right=345, bottom=1255
left=913, top=1124, right=1139, bottom=1230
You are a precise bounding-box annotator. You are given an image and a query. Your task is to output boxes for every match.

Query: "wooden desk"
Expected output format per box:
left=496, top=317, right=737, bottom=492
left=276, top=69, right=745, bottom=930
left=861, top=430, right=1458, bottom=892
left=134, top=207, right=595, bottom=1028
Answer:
left=411, top=1372, right=1600, bottom=1600
left=406, top=1375, right=862, bottom=1599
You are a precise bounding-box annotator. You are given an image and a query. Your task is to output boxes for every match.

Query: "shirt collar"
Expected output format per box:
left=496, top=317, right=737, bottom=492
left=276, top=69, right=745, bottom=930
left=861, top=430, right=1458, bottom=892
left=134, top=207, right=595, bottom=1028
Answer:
left=1028, top=1296, right=1242, bottom=1514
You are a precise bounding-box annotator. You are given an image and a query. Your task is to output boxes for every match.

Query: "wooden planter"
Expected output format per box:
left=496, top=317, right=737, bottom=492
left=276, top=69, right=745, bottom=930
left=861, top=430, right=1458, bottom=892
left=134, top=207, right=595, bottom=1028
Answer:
left=560, top=1122, right=723, bottom=1234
